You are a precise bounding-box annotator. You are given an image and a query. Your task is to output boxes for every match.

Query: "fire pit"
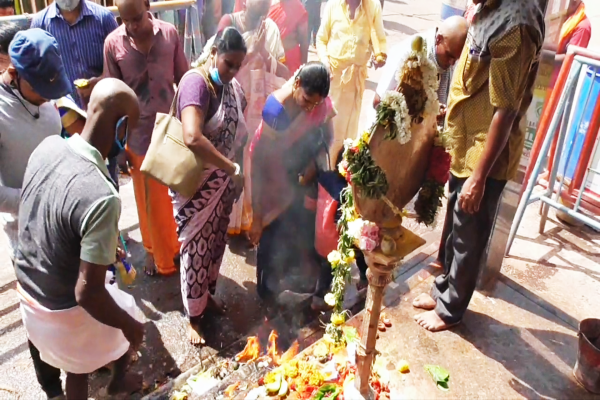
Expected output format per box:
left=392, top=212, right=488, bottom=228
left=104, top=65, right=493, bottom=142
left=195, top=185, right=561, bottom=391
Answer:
left=170, top=325, right=392, bottom=400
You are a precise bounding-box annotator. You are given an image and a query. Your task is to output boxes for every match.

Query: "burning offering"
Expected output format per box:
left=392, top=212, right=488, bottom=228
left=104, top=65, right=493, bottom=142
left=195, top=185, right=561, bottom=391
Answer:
left=236, top=336, right=261, bottom=363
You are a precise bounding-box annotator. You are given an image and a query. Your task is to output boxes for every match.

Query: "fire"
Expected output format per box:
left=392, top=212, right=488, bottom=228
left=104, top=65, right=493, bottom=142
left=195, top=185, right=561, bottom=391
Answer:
left=235, top=336, right=261, bottom=362
left=267, top=330, right=280, bottom=364
left=224, top=382, right=240, bottom=398
left=279, top=341, right=299, bottom=365
left=235, top=330, right=299, bottom=366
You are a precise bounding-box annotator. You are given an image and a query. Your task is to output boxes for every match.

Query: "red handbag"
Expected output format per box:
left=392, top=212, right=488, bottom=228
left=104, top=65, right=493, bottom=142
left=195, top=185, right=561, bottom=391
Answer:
left=315, top=183, right=340, bottom=258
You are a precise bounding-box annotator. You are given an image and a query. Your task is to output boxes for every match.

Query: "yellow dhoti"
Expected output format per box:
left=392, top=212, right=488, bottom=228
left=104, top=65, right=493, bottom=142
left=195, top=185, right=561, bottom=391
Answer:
left=328, top=61, right=368, bottom=168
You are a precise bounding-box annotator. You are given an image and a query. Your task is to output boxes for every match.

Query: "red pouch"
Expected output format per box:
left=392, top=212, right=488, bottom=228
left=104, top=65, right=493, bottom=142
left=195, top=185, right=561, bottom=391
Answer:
left=315, top=183, right=339, bottom=258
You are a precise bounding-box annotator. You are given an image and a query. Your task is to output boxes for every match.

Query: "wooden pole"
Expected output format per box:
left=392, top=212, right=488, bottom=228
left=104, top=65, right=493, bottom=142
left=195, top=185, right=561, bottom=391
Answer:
left=354, top=226, right=425, bottom=398
left=355, top=265, right=394, bottom=397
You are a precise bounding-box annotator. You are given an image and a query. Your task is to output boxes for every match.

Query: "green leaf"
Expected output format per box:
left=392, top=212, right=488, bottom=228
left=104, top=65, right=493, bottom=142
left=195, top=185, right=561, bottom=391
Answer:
left=343, top=327, right=359, bottom=344
left=424, top=364, right=450, bottom=391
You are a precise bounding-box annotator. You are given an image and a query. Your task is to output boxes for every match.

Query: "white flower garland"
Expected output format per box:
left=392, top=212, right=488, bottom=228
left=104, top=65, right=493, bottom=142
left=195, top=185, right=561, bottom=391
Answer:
left=395, top=37, right=440, bottom=130
left=380, top=91, right=412, bottom=144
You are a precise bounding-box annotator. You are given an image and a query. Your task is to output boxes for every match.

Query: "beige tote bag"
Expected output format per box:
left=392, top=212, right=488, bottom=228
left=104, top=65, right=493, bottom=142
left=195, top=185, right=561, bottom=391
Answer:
left=141, top=70, right=204, bottom=198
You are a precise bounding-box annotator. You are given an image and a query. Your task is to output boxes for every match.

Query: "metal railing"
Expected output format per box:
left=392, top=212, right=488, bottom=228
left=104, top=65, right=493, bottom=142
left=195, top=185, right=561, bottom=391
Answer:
left=0, top=0, right=202, bottom=63
left=506, top=52, right=600, bottom=254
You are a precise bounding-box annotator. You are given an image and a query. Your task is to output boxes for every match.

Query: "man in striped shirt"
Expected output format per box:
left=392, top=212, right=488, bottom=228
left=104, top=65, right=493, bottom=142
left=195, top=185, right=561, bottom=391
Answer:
left=31, top=0, right=118, bottom=108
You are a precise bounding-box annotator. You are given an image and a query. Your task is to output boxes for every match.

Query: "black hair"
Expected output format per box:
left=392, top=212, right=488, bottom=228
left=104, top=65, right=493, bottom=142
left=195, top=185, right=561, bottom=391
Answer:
left=213, top=26, right=247, bottom=55
left=0, top=0, right=14, bottom=9
left=296, top=61, right=331, bottom=98
left=0, top=22, right=21, bottom=56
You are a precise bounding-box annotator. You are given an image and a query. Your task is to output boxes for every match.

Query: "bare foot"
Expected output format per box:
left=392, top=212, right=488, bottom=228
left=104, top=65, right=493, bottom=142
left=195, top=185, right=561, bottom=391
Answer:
left=414, top=310, right=460, bottom=332
left=412, top=293, right=436, bottom=310
left=144, top=253, right=157, bottom=276
left=187, top=320, right=206, bottom=345
left=107, top=371, right=143, bottom=395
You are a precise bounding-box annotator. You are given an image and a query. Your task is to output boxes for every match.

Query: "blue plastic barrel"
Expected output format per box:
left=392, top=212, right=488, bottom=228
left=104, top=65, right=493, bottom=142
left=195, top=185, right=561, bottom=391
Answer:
left=441, top=0, right=467, bottom=20
left=558, top=67, right=600, bottom=180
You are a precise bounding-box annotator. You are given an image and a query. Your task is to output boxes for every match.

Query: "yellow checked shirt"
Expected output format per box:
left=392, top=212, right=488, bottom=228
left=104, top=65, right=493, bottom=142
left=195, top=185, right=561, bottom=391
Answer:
left=445, top=0, right=544, bottom=181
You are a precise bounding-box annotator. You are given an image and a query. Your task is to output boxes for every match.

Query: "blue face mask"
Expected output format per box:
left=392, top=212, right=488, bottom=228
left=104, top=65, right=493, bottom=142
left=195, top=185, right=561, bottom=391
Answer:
left=108, top=116, right=128, bottom=159
left=210, top=66, right=224, bottom=86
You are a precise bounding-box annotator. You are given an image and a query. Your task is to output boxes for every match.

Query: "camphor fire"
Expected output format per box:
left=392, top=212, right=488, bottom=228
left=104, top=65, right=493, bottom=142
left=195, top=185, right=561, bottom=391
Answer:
left=235, top=330, right=299, bottom=366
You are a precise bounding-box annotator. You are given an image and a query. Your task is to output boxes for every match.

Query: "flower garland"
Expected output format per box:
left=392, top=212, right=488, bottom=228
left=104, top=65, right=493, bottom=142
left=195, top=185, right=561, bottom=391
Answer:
left=338, top=134, right=388, bottom=200
left=414, top=129, right=451, bottom=226
left=323, top=185, right=381, bottom=343
left=323, top=36, right=443, bottom=344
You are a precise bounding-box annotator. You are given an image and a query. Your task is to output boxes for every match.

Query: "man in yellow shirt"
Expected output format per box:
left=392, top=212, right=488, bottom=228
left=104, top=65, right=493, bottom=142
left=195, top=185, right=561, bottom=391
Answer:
left=412, top=0, right=545, bottom=331
left=316, top=0, right=386, bottom=166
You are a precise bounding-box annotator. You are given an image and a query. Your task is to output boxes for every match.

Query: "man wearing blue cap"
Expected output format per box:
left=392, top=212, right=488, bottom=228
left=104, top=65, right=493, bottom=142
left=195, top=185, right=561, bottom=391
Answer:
left=0, top=28, right=71, bottom=400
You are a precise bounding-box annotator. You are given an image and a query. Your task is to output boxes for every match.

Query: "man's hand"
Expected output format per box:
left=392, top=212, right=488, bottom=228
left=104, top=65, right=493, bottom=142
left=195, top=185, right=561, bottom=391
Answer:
left=122, top=319, right=144, bottom=350
left=76, top=76, right=102, bottom=103
left=458, top=175, right=485, bottom=214
left=373, top=59, right=386, bottom=69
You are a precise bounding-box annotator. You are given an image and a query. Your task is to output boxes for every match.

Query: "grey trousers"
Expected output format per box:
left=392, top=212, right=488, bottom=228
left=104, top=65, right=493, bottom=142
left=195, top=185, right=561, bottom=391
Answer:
left=432, top=174, right=506, bottom=324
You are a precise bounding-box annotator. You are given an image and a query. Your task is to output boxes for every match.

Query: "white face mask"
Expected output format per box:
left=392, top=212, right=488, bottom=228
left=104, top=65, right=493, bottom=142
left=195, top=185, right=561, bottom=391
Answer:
left=55, top=0, right=80, bottom=12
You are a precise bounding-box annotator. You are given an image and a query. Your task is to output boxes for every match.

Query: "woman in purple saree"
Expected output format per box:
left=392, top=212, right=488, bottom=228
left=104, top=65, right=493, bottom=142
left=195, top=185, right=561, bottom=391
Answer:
left=172, top=27, right=248, bottom=344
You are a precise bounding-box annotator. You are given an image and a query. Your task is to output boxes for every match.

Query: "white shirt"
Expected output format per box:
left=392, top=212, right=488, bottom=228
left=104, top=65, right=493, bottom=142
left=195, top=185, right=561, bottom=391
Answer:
left=0, top=83, right=61, bottom=259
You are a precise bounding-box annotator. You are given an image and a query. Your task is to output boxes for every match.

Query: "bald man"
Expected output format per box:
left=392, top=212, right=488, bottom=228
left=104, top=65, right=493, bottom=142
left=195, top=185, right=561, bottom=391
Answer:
left=16, top=79, right=144, bottom=399
left=373, top=16, right=468, bottom=112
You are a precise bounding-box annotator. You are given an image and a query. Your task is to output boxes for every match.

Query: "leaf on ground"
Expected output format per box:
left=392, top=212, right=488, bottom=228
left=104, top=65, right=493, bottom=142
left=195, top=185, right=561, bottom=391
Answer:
left=424, top=364, right=450, bottom=391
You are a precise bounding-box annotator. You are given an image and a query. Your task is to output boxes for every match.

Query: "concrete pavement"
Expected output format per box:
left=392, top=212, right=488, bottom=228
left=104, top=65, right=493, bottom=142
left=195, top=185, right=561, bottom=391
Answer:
left=0, top=1, right=444, bottom=398
left=2, top=1, right=600, bottom=399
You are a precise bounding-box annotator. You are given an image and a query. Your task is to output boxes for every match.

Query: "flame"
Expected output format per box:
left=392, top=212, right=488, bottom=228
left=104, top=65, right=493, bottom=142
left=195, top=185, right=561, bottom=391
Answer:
left=224, top=382, right=240, bottom=398
left=279, top=341, right=299, bottom=365
left=235, top=336, right=261, bottom=362
left=267, top=330, right=280, bottom=364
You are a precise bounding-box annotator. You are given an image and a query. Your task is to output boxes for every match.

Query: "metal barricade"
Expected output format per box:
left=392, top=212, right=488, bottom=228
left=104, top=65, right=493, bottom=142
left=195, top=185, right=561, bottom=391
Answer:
left=0, top=0, right=202, bottom=63
left=506, top=53, right=600, bottom=254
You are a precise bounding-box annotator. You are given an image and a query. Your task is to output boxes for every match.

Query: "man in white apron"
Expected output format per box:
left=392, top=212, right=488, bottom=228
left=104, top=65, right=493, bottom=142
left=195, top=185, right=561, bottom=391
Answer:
left=15, top=78, right=144, bottom=399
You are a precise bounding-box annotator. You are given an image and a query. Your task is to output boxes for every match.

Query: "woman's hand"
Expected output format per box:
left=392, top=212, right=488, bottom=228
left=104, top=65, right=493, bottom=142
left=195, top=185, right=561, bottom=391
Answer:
left=249, top=20, right=267, bottom=56
left=248, top=218, right=263, bottom=246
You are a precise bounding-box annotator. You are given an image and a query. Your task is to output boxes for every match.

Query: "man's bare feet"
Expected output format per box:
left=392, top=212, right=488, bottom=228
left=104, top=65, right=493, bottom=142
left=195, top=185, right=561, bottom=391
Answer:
left=107, top=371, right=143, bottom=395
left=187, top=319, right=206, bottom=345
left=414, top=310, right=460, bottom=332
left=412, top=293, right=436, bottom=310
left=144, top=253, right=157, bottom=276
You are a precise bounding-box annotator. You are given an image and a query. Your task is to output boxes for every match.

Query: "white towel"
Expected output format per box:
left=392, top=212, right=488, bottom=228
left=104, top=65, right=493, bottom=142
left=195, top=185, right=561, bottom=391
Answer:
left=18, top=283, right=141, bottom=374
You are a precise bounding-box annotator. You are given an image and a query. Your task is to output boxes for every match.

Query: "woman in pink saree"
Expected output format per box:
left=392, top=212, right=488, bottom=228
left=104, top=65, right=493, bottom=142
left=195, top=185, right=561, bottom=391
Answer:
left=211, top=0, right=291, bottom=237
left=248, top=62, right=336, bottom=300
